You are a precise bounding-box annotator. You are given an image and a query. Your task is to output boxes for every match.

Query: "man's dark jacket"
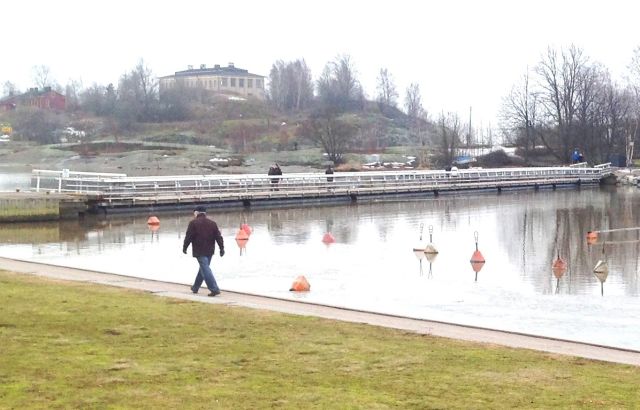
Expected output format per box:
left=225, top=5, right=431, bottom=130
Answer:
left=183, top=214, right=224, bottom=257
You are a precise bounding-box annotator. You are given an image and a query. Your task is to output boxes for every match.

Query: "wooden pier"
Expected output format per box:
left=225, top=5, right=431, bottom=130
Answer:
left=23, top=163, right=613, bottom=217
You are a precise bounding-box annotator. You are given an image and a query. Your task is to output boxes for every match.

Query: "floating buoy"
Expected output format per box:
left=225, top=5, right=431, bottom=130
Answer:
left=235, top=238, right=248, bottom=255
left=586, top=231, right=598, bottom=245
left=322, top=232, right=335, bottom=245
left=424, top=225, right=438, bottom=255
left=236, top=228, right=249, bottom=241
left=424, top=243, right=438, bottom=255
left=470, top=250, right=485, bottom=272
left=240, top=223, right=252, bottom=236
left=593, top=260, right=609, bottom=283
left=470, top=231, right=485, bottom=280
left=289, top=275, right=310, bottom=292
left=147, top=216, right=160, bottom=225
left=593, top=244, right=609, bottom=295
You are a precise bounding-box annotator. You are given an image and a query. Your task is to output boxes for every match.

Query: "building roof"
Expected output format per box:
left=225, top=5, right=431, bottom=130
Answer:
left=161, top=63, right=264, bottom=79
left=0, top=87, right=63, bottom=103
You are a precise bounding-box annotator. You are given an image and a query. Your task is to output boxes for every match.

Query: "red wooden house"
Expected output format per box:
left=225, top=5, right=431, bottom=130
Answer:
left=0, top=87, right=66, bottom=111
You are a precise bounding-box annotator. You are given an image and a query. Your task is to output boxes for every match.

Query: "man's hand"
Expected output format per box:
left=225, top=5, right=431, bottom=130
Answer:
left=219, top=249, right=225, bottom=257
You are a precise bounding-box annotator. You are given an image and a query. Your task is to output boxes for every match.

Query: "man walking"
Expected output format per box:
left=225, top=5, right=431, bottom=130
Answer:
left=183, top=205, right=225, bottom=296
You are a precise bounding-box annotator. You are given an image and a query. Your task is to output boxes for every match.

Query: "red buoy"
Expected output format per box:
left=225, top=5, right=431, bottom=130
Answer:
left=470, top=250, right=485, bottom=273
left=147, top=216, right=160, bottom=225
left=236, top=229, right=249, bottom=241
left=322, top=232, right=335, bottom=245
left=290, top=275, right=310, bottom=292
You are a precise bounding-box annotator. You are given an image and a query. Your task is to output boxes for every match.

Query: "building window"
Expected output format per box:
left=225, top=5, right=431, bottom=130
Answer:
left=239, top=79, right=244, bottom=87
left=256, top=79, right=263, bottom=89
left=248, top=79, right=253, bottom=88
left=221, top=78, right=228, bottom=87
left=230, top=78, right=236, bottom=87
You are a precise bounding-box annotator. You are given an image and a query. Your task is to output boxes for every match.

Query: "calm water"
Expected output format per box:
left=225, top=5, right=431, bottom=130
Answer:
left=0, top=173, right=31, bottom=192
left=1, top=185, right=640, bottom=349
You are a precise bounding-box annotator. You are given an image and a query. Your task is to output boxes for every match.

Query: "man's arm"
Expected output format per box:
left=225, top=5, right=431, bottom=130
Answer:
left=183, top=222, right=194, bottom=253
left=214, top=224, right=224, bottom=256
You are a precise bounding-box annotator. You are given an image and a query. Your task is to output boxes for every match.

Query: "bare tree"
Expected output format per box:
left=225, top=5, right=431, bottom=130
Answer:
left=535, top=45, right=588, bottom=161
left=117, top=59, right=159, bottom=123
left=32, top=65, right=54, bottom=89
left=436, top=111, right=461, bottom=166
left=64, top=79, right=83, bottom=112
left=268, top=59, right=313, bottom=111
left=317, top=54, right=363, bottom=112
left=2, top=81, right=17, bottom=97
left=626, top=46, right=640, bottom=161
left=500, top=68, right=538, bottom=161
left=376, top=68, right=398, bottom=108
left=404, top=83, right=427, bottom=145
left=302, top=109, right=357, bottom=164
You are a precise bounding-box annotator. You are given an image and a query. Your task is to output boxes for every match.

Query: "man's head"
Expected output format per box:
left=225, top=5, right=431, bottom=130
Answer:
left=194, top=205, right=206, bottom=214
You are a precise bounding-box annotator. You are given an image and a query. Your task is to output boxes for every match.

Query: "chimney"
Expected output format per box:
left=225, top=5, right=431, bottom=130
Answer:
left=200, top=64, right=206, bottom=69
left=228, top=62, right=235, bottom=68
left=187, top=65, right=194, bottom=70
left=214, top=64, right=221, bottom=69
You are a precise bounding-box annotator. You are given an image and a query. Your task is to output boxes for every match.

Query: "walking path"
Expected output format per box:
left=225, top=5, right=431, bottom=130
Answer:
left=2, top=256, right=639, bottom=367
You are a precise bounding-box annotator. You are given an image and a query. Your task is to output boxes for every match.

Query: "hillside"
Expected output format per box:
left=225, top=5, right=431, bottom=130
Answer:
left=0, top=100, right=436, bottom=176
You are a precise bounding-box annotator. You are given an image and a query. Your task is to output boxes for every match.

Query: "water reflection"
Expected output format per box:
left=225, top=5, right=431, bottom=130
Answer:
left=3, top=186, right=640, bottom=349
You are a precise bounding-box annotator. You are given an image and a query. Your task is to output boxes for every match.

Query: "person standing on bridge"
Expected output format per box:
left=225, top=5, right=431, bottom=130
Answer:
left=183, top=205, right=225, bottom=297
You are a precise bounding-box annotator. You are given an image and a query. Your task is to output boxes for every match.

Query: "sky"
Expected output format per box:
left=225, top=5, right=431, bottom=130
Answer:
left=3, top=0, right=640, bottom=131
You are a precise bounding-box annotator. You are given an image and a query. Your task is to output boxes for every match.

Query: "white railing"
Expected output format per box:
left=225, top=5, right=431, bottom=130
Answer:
left=31, top=164, right=612, bottom=202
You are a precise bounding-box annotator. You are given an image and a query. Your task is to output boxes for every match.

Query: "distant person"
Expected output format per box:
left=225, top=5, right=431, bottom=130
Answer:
left=182, top=205, right=225, bottom=297
left=325, top=166, right=334, bottom=182
left=268, top=163, right=282, bottom=188
left=572, top=148, right=582, bottom=164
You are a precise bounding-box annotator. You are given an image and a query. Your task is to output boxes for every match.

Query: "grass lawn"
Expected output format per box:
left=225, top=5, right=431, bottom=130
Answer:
left=1, top=270, right=639, bottom=409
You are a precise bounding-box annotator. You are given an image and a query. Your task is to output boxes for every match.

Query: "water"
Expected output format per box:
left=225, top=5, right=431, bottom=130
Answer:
left=1, top=185, right=640, bottom=350
left=0, top=173, right=31, bottom=192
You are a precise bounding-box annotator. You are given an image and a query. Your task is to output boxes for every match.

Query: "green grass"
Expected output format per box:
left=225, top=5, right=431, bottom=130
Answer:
left=1, top=270, right=639, bottom=409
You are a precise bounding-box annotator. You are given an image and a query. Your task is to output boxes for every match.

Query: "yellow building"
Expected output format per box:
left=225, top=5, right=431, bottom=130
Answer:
left=159, top=63, right=266, bottom=100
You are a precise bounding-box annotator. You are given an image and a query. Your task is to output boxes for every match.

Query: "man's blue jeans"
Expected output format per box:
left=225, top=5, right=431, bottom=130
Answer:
left=192, top=256, right=220, bottom=293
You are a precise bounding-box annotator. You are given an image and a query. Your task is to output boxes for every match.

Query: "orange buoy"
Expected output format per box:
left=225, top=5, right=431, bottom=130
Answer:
left=586, top=231, right=598, bottom=245
left=289, top=275, right=310, bottom=292
left=236, top=229, right=249, bottom=241
left=322, top=232, right=335, bottom=245
left=240, top=223, right=252, bottom=236
left=470, top=250, right=485, bottom=273
left=235, top=238, right=248, bottom=255
left=552, top=256, right=567, bottom=279
left=147, top=216, right=160, bottom=225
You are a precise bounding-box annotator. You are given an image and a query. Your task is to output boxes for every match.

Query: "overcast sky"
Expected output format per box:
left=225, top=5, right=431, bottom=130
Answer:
left=3, top=0, right=639, bottom=129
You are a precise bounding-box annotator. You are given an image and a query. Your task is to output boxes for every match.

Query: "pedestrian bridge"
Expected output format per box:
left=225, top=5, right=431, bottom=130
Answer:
left=31, top=163, right=613, bottom=213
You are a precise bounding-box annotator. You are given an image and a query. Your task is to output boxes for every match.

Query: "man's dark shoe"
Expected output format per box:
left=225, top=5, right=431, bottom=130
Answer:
left=190, top=287, right=198, bottom=294
left=208, top=291, right=221, bottom=297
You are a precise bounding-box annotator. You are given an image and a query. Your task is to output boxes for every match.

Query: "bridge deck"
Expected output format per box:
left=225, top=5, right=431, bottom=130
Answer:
left=30, top=164, right=612, bottom=212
